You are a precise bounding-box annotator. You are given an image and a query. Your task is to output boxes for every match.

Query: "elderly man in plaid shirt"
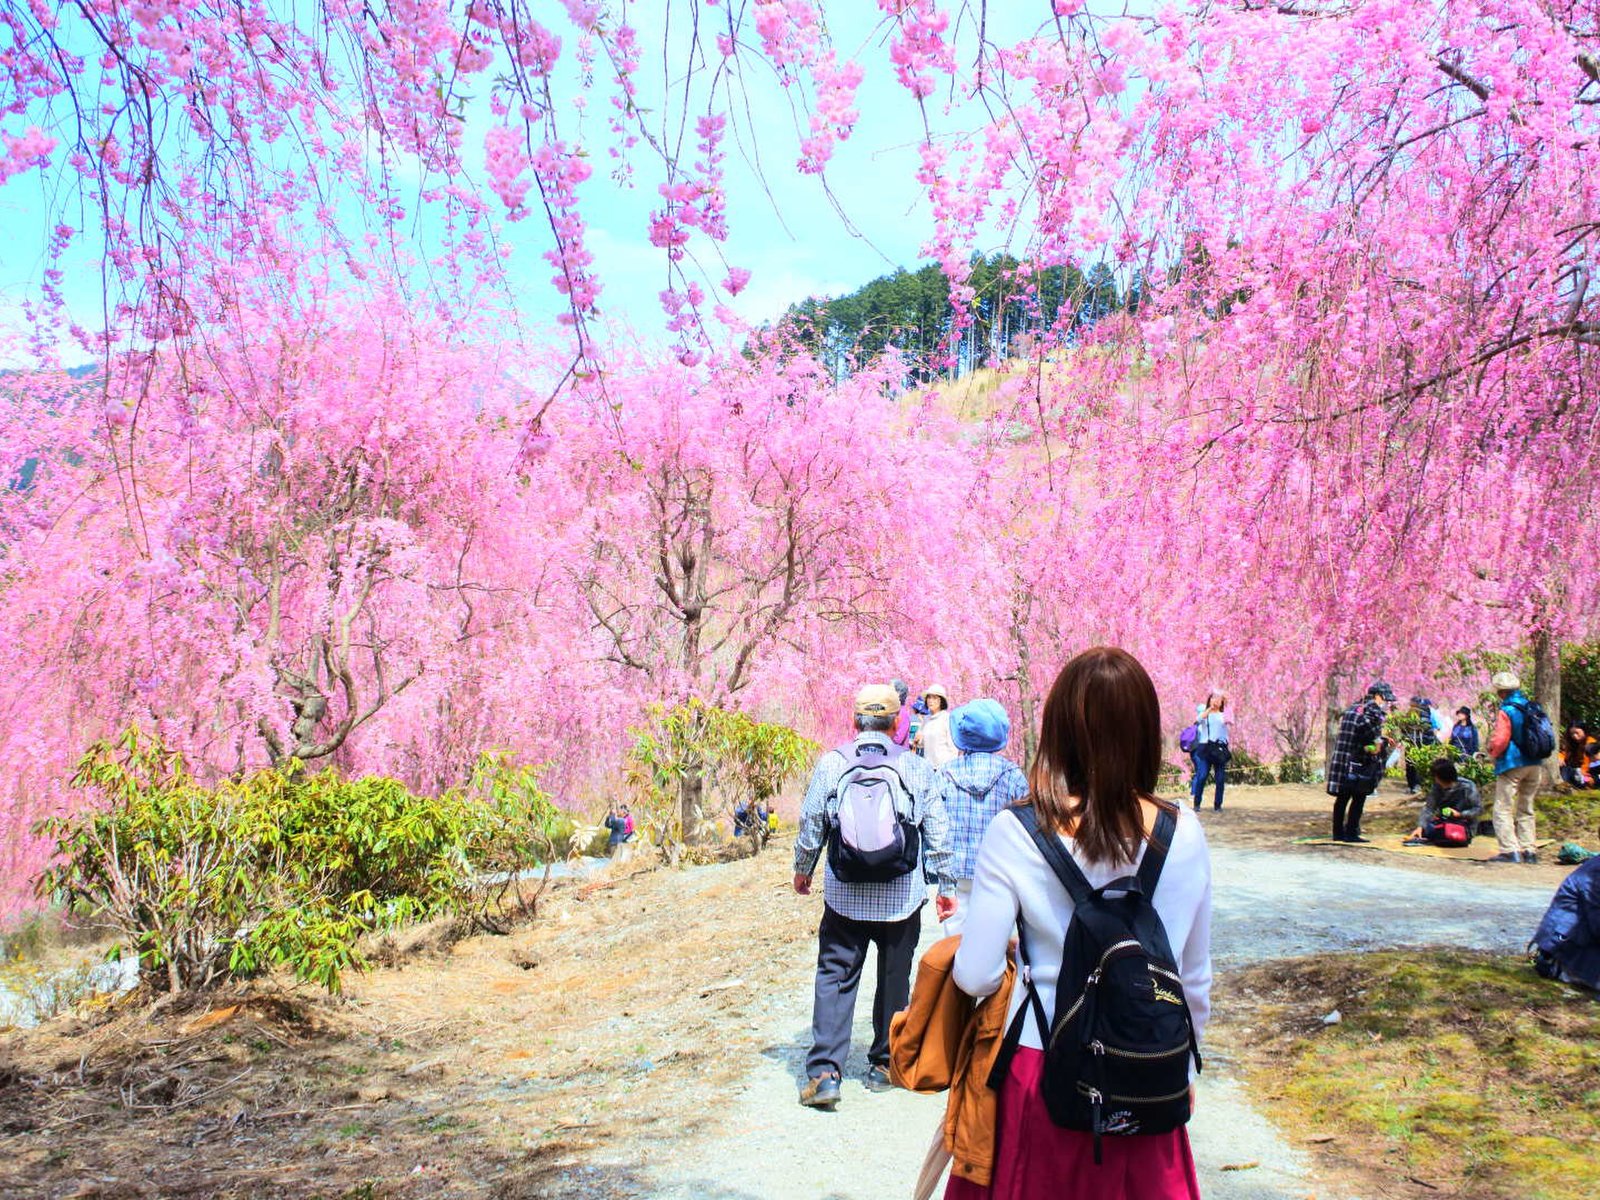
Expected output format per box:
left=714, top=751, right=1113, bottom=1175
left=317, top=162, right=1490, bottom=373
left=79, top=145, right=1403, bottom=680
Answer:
left=793, top=683, right=955, bottom=1110
left=937, top=698, right=1029, bottom=934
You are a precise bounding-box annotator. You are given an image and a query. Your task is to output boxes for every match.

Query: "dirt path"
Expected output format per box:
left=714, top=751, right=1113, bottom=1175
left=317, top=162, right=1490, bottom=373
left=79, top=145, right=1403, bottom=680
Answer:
left=0, top=789, right=1566, bottom=1200
left=623, top=832, right=1556, bottom=1200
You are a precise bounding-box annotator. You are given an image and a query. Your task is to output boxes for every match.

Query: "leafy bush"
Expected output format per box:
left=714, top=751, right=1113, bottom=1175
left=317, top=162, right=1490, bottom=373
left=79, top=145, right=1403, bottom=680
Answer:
left=34, top=728, right=554, bottom=994
left=625, top=700, right=817, bottom=859
left=1402, top=743, right=1495, bottom=789
left=1275, top=754, right=1314, bottom=785
left=1562, top=642, right=1600, bottom=732
left=1226, top=747, right=1275, bottom=786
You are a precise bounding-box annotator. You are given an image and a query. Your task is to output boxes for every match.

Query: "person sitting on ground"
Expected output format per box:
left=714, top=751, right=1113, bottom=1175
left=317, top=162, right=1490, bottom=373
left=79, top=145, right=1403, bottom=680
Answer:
left=1587, top=740, right=1600, bottom=790
left=1449, top=706, right=1480, bottom=757
left=1404, top=758, right=1483, bottom=847
left=1530, top=833, right=1600, bottom=992
left=1560, top=725, right=1589, bottom=789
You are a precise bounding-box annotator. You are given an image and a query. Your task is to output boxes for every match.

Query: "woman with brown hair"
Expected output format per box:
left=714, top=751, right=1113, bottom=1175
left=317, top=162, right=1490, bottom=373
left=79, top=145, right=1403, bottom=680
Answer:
left=947, top=647, right=1213, bottom=1200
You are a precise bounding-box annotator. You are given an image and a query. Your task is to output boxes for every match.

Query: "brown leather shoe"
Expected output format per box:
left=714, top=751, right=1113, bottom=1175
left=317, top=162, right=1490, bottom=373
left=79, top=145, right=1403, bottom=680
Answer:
left=863, top=1065, right=894, bottom=1093
left=799, top=1073, right=840, bottom=1109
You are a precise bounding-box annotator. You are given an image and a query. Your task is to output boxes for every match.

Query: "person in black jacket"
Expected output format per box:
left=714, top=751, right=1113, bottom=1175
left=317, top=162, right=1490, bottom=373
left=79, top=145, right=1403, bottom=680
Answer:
left=1326, top=682, right=1398, bottom=843
left=1448, top=706, right=1480, bottom=757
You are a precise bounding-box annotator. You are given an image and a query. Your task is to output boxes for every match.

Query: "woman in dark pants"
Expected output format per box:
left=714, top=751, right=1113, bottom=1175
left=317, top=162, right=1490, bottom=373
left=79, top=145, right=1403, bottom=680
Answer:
left=1327, top=682, right=1397, bottom=843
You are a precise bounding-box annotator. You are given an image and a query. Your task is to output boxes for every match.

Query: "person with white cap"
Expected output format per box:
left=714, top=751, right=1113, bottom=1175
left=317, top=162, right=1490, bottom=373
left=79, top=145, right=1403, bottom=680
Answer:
left=937, top=697, right=1028, bottom=934
left=792, top=683, right=956, bottom=1110
left=911, top=683, right=959, bottom=769
left=1486, top=671, right=1548, bottom=863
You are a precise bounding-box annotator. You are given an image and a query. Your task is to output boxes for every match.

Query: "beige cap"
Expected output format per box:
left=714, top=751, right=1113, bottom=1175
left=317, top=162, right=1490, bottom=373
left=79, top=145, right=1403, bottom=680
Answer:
left=1491, top=671, right=1521, bottom=692
left=855, top=684, right=902, bottom=717
left=924, top=684, right=949, bottom=702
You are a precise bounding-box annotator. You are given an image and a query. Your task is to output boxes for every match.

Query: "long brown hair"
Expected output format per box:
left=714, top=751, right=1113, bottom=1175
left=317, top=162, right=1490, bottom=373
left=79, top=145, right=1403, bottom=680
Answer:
left=1025, top=646, right=1170, bottom=867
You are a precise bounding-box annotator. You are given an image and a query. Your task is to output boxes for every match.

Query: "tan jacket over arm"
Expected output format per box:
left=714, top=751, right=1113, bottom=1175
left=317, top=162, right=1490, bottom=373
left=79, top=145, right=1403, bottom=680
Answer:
left=889, top=934, right=1017, bottom=1188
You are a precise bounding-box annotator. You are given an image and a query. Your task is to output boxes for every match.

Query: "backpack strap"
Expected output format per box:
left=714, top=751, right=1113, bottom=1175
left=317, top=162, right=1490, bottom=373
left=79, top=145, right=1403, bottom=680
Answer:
left=987, top=925, right=1050, bottom=1090
left=1009, top=804, right=1094, bottom=908
left=1135, top=805, right=1178, bottom=899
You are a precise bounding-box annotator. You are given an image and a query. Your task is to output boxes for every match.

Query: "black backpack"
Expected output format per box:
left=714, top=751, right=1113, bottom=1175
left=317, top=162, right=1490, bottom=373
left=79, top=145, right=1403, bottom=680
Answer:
left=1507, top=698, right=1557, bottom=761
left=991, top=805, right=1200, bottom=1162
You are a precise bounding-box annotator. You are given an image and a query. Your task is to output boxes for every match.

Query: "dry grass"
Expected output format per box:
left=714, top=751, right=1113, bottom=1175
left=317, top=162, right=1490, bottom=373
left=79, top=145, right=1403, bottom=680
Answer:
left=1216, top=950, right=1600, bottom=1200
left=0, top=842, right=817, bottom=1199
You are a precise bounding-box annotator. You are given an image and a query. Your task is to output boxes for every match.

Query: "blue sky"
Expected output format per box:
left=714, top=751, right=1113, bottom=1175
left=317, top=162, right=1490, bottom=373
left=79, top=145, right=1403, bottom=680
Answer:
left=0, top=2, right=1068, bottom=360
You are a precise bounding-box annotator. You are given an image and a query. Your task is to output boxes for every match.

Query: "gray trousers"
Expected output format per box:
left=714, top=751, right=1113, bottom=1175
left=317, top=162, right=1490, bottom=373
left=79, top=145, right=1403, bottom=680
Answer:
left=806, top=904, right=922, bottom=1078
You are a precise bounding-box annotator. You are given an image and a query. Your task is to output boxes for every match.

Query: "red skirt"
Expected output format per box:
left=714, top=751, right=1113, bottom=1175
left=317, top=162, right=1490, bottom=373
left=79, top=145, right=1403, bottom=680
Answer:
left=944, top=1048, right=1200, bottom=1200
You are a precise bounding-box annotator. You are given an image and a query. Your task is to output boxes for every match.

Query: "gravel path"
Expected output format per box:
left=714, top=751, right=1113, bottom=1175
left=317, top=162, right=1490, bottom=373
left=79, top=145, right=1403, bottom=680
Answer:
left=639, top=843, right=1556, bottom=1200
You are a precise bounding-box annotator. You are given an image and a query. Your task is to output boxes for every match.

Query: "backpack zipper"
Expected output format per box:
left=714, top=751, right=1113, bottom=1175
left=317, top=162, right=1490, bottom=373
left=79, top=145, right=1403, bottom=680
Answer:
left=1088, top=1039, right=1190, bottom=1061
left=1049, top=939, right=1143, bottom=1045
left=1077, top=1081, right=1192, bottom=1105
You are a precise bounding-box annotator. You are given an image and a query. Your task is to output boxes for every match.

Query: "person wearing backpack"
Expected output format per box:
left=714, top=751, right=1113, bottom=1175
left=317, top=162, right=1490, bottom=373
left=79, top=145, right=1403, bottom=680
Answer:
left=1189, top=691, right=1229, bottom=812
left=937, top=698, right=1028, bottom=935
left=793, top=683, right=957, bottom=1110
left=1487, top=671, right=1554, bottom=863
left=947, top=646, right=1213, bottom=1200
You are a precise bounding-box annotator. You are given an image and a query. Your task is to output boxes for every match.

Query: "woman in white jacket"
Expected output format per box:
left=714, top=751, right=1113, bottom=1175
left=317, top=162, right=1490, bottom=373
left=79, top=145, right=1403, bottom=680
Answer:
left=947, top=646, right=1213, bottom=1200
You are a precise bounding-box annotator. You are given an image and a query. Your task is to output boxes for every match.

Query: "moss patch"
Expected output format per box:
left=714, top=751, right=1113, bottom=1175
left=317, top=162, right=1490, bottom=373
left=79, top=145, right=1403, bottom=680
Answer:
left=1384, top=787, right=1600, bottom=847
left=1536, top=790, right=1600, bottom=846
left=1219, top=950, right=1600, bottom=1200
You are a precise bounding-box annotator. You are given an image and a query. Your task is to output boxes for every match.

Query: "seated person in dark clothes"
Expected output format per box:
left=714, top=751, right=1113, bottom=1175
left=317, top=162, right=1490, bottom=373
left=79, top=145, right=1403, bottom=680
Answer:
left=1532, top=838, right=1600, bottom=991
left=1404, top=758, right=1483, bottom=846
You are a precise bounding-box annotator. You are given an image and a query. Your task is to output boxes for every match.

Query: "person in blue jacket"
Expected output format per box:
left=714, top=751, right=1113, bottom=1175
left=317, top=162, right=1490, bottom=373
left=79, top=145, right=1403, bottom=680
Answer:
left=1531, top=849, right=1600, bottom=992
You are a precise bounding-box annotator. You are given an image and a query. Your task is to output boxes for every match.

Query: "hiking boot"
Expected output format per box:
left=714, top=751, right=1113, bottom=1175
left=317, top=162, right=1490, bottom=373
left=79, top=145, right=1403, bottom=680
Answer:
left=1523, top=852, right=1539, bottom=865
left=1341, top=835, right=1370, bottom=844
left=1488, top=851, right=1522, bottom=863
left=863, top=1065, right=894, bottom=1093
left=799, top=1073, right=841, bottom=1110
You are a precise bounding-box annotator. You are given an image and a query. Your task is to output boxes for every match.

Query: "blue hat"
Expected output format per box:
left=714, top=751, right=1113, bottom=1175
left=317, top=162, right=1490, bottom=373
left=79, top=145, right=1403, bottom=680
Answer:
left=951, top=698, right=1010, bottom=753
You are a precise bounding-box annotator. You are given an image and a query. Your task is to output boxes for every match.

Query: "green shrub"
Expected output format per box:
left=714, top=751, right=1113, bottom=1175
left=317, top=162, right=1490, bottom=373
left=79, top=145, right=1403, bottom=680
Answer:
left=1275, top=754, right=1314, bottom=784
left=1402, top=743, right=1495, bottom=788
left=34, top=728, right=553, bottom=994
left=1562, top=642, right=1600, bottom=732
left=1227, top=747, right=1275, bottom=786
left=624, top=699, right=816, bottom=858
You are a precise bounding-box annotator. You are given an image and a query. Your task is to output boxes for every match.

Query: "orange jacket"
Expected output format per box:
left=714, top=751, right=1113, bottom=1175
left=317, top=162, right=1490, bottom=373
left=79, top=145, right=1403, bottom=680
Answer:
left=889, top=934, right=1017, bottom=1186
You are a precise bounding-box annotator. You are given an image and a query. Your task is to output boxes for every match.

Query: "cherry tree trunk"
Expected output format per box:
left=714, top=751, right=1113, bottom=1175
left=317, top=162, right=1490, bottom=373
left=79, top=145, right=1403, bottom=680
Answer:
left=1532, top=629, right=1561, bottom=737
left=1323, top=671, right=1343, bottom=774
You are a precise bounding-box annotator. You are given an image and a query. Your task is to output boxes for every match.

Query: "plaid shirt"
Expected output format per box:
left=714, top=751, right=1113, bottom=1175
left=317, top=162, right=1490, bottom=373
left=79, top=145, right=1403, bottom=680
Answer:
left=794, top=733, right=954, bottom=923
left=939, top=751, right=1029, bottom=881
left=1326, top=699, right=1387, bottom=796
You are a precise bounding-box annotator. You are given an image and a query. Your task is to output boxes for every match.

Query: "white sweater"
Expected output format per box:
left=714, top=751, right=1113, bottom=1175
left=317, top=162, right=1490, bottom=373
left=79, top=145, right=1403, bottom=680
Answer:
left=951, top=804, right=1214, bottom=1053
